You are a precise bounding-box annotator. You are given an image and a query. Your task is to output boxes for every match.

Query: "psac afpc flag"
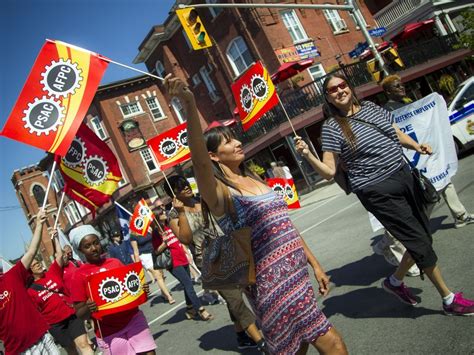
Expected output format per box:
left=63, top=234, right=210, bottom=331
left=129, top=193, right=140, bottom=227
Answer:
left=1, top=40, right=108, bottom=156
left=129, top=199, right=154, bottom=236
left=147, top=122, right=190, bottom=170
left=267, top=178, right=301, bottom=209
left=392, top=92, right=458, bottom=191
left=232, top=61, right=279, bottom=131
left=87, top=262, right=147, bottom=319
left=56, top=123, right=122, bottom=213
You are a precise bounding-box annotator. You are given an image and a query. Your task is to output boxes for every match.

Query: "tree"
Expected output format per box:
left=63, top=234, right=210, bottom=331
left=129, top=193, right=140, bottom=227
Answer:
left=456, top=9, right=474, bottom=50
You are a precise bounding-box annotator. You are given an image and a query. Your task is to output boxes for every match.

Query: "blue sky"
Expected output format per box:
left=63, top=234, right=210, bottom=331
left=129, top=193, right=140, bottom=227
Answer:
left=0, top=0, right=176, bottom=260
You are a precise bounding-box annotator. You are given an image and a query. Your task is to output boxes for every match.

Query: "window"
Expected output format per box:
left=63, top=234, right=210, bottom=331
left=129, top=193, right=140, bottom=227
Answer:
left=182, top=29, right=192, bottom=50
left=140, top=148, right=160, bottom=173
left=32, top=184, right=46, bottom=207
left=155, top=60, right=165, bottom=78
left=280, top=10, right=308, bottom=43
left=145, top=97, right=165, bottom=121
left=192, top=74, right=202, bottom=87
left=52, top=170, right=65, bottom=192
left=64, top=202, right=81, bottom=224
left=308, top=64, right=326, bottom=94
left=200, top=66, right=219, bottom=102
left=90, top=116, right=107, bottom=140
left=227, top=37, right=253, bottom=76
left=207, top=0, right=223, bottom=18
left=171, top=97, right=186, bottom=123
left=323, top=8, right=347, bottom=33
left=120, top=102, right=143, bottom=118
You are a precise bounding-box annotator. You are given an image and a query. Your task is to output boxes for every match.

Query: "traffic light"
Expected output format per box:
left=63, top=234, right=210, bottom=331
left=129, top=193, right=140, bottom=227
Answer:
left=366, top=47, right=404, bottom=82
left=176, top=8, right=212, bottom=50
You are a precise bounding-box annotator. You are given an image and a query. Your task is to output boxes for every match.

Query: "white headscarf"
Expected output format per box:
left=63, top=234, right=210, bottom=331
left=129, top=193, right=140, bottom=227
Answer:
left=69, top=225, right=101, bottom=262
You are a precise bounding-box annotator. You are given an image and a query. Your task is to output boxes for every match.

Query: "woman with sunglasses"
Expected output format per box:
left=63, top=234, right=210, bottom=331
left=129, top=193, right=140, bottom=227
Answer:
left=164, top=74, right=347, bottom=354
left=295, top=73, right=474, bottom=316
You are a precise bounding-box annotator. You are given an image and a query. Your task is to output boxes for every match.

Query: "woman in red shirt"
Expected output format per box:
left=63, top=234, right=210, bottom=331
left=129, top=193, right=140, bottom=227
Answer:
left=154, top=205, right=213, bottom=321
left=28, top=232, right=93, bottom=355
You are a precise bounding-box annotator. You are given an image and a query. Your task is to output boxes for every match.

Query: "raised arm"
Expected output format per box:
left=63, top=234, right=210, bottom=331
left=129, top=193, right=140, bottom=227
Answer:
left=51, top=229, right=64, bottom=267
left=393, top=124, right=432, bottom=154
left=295, top=137, right=338, bottom=180
left=163, top=74, right=225, bottom=216
left=21, top=209, right=47, bottom=269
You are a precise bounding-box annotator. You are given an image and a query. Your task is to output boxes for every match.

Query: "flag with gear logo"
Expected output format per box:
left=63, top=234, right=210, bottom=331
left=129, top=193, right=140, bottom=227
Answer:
left=231, top=61, right=279, bottom=131
left=129, top=199, right=154, bottom=236
left=56, top=123, right=122, bottom=214
left=87, top=262, right=147, bottom=319
left=147, top=122, right=190, bottom=170
left=1, top=39, right=109, bottom=156
left=266, top=178, right=301, bottom=209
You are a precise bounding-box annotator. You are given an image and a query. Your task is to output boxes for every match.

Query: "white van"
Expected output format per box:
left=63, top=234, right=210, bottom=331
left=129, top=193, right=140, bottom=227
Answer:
left=448, top=76, right=474, bottom=154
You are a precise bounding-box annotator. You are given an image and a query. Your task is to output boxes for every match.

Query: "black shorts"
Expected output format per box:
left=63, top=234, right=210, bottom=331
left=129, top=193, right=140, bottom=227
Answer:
left=49, top=314, right=86, bottom=348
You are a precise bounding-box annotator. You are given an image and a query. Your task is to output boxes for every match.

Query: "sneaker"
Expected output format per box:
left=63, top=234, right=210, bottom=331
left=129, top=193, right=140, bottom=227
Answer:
left=443, top=293, right=474, bottom=316
left=454, top=213, right=474, bottom=229
left=237, top=334, right=257, bottom=349
left=382, top=277, right=418, bottom=305
left=406, top=264, right=421, bottom=277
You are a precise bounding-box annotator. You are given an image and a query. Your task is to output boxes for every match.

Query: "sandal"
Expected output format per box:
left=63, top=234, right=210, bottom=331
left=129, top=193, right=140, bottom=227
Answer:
left=198, top=307, right=213, bottom=321
left=185, top=306, right=196, bottom=320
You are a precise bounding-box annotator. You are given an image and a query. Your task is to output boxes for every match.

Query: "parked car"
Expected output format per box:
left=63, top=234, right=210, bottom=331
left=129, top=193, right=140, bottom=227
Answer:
left=448, top=76, right=474, bottom=154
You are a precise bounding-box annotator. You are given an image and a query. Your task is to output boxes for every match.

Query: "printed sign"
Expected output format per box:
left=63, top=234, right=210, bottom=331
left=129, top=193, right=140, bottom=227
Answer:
left=147, top=122, right=190, bottom=170
left=129, top=199, right=154, bottom=236
left=369, top=27, right=387, bottom=37
left=267, top=178, right=301, bottom=209
left=274, top=40, right=320, bottom=63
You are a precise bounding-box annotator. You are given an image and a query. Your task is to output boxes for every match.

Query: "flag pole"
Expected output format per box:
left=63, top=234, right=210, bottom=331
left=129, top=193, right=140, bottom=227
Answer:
left=53, top=190, right=66, bottom=231
left=160, top=170, right=176, bottom=199
left=41, top=160, right=57, bottom=211
left=114, top=201, right=133, bottom=216
left=103, top=58, right=164, bottom=82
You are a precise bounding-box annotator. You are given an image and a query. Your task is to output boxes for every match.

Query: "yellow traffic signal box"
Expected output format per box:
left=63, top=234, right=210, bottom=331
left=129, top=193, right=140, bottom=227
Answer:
left=176, top=8, right=213, bottom=50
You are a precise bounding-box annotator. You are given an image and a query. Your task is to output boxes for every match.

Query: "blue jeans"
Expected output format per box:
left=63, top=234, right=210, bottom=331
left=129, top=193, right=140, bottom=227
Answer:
left=170, top=265, right=201, bottom=311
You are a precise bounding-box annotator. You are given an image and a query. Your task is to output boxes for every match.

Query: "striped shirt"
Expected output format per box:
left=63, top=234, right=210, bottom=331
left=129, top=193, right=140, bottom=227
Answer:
left=321, top=101, right=403, bottom=192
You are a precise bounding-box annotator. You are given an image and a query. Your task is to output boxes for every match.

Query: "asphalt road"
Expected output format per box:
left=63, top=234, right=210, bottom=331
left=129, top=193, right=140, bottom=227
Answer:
left=140, top=153, right=474, bottom=355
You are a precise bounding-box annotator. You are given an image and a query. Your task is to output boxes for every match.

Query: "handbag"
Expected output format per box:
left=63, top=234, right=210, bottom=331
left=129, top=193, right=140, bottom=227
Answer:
left=154, top=248, right=172, bottom=270
left=201, top=183, right=256, bottom=289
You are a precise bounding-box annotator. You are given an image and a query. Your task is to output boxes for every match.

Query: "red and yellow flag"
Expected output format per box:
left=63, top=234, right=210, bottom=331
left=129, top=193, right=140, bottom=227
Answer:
left=129, top=199, right=154, bottom=236
left=87, top=262, right=147, bottom=319
left=57, top=123, right=122, bottom=213
left=147, top=122, right=190, bottom=170
left=267, top=178, right=301, bottom=209
left=231, top=61, right=279, bottom=131
left=1, top=40, right=109, bottom=156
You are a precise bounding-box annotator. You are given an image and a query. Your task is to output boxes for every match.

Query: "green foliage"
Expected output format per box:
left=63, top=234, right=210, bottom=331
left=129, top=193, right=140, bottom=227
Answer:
left=456, top=9, right=474, bottom=50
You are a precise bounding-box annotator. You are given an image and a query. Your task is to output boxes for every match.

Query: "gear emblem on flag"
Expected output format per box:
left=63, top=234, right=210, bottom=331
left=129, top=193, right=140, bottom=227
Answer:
left=138, top=205, right=150, bottom=217
left=22, top=96, right=65, bottom=136
left=177, top=129, right=188, bottom=148
left=159, top=138, right=179, bottom=158
left=251, top=74, right=269, bottom=102
left=284, top=184, right=294, bottom=200
left=133, top=217, right=145, bottom=231
left=271, top=183, right=285, bottom=197
left=63, top=137, right=87, bottom=168
left=98, top=276, right=124, bottom=303
left=240, top=84, right=254, bottom=113
left=40, top=59, right=83, bottom=98
left=83, top=155, right=108, bottom=186
left=123, top=271, right=141, bottom=296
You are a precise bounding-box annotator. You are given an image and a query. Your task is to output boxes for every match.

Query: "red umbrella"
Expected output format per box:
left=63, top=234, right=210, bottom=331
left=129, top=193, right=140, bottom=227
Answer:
left=270, top=58, right=315, bottom=85
left=391, top=19, right=435, bottom=44
left=359, top=41, right=394, bottom=60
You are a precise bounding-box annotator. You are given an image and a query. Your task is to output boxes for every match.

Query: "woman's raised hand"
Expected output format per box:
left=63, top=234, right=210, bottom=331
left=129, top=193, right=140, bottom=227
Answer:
left=172, top=198, right=185, bottom=213
left=294, top=136, right=310, bottom=157
left=163, top=73, right=195, bottom=105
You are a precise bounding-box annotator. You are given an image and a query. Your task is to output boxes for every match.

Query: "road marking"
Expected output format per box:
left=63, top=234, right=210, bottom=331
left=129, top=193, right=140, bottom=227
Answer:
left=148, top=289, right=204, bottom=326
left=300, top=201, right=359, bottom=235
left=149, top=279, right=179, bottom=297
left=291, top=194, right=340, bottom=222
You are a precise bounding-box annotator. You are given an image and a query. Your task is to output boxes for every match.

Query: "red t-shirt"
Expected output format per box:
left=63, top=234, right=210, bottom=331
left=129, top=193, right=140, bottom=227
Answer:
left=27, top=260, right=75, bottom=325
left=62, top=259, right=82, bottom=299
left=70, top=258, right=138, bottom=338
left=0, top=262, right=49, bottom=355
left=157, top=227, right=188, bottom=268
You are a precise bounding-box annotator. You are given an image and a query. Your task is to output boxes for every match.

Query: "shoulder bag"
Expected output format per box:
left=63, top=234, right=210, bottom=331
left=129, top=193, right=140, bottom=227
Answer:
left=201, top=184, right=256, bottom=289
left=154, top=248, right=172, bottom=270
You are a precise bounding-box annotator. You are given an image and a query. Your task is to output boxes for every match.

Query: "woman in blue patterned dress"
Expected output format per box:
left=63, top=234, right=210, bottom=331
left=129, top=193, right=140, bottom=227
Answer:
left=163, top=74, right=347, bottom=355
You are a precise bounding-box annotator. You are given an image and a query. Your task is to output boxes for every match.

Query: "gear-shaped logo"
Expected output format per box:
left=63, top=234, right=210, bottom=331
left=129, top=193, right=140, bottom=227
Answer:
left=159, top=138, right=178, bottom=158
left=63, top=137, right=87, bottom=168
left=40, top=59, right=83, bottom=98
left=240, top=84, right=254, bottom=113
left=138, top=205, right=150, bottom=218
left=251, top=74, right=268, bottom=102
left=22, top=96, right=65, bottom=136
left=98, top=276, right=123, bottom=303
left=123, top=271, right=141, bottom=296
left=284, top=184, right=294, bottom=200
left=133, top=217, right=145, bottom=231
left=83, top=155, right=108, bottom=186
left=271, top=183, right=285, bottom=197
left=177, top=129, right=188, bottom=148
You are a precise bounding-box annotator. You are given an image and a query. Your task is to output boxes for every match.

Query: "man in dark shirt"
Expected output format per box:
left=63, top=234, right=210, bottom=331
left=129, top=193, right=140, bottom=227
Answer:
left=108, top=231, right=133, bottom=265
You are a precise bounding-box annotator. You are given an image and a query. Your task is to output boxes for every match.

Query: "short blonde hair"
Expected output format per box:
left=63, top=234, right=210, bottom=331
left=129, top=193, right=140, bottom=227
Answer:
left=381, top=74, right=402, bottom=92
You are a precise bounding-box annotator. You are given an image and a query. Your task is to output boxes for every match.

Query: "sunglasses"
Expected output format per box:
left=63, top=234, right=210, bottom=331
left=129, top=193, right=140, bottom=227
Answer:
left=326, top=82, right=348, bottom=95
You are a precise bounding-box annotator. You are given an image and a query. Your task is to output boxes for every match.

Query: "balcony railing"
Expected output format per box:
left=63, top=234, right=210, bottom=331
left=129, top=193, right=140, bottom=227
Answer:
left=374, top=0, right=427, bottom=29
left=231, top=33, right=462, bottom=147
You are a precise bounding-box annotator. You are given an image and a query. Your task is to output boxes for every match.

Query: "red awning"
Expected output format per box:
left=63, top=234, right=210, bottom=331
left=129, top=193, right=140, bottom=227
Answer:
left=270, top=58, right=315, bottom=84
left=391, top=19, right=435, bottom=44
left=205, top=118, right=237, bottom=131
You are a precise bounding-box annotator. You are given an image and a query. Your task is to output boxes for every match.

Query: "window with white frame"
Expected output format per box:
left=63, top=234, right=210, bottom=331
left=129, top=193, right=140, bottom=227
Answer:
left=155, top=60, right=165, bottom=77
left=140, top=148, right=160, bottom=173
left=120, top=101, right=143, bottom=118
left=207, top=0, right=223, bottom=18
left=182, top=29, right=192, bottom=50
left=192, top=74, right=202, bottom=87
left=75, top=202, right=89, bottom=218
left=53, top=170, right=65, bottom=192
left=323, top=8, right=347, bottom=33
left=227, top=37, right=253, bottom=77
left=145, top=97, right=165, bottom=121
left=171, top=97, right=186, bottom=123
left=308, top=64, right=326, bottom=94
left=90, top=116, right=107, bottom=140
left=200, top=66, right=219, bottom=102
left=64, top=202, right=81, bottom=224
left=280, top=10, right=308, bottom=43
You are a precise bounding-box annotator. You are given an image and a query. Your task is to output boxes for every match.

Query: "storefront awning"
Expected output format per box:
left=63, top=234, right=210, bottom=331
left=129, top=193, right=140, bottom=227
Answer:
left=391, top=19, right=435, bottom=44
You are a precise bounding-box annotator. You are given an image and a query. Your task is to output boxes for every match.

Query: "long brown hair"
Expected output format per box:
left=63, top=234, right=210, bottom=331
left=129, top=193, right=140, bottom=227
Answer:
left=322, top=73, right=360, bottom=150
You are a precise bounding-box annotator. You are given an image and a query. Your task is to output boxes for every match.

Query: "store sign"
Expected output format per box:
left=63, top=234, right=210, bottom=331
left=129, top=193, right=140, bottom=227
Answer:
left=274, top=40, right=320, bottom=63
left=369, top=27, right=387, bottom=37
